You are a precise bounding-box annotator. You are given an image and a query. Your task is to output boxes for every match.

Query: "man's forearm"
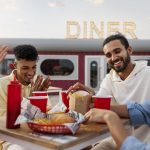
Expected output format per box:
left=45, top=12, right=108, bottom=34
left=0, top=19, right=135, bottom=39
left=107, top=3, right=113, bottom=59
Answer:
left=104, top=111, right=129, bottom=149
left=85, top=86, right=95, bottom=95
left=110, top=105, right=129, bottom=118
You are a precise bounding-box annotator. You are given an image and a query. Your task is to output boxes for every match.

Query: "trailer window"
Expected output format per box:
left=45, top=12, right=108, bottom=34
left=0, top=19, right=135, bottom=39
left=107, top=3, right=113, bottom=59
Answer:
left=0, top=59, right=14, bottom=77
left=40, top=59, right=74, bottom=76
left=90, top=61, right=98, bottom=88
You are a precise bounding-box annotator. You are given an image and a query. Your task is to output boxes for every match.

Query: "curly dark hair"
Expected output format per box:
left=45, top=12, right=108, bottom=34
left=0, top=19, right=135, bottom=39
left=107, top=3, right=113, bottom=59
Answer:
left=13, top=45, right=39, bottom=61
left=102, top=33, right=129, bottom=49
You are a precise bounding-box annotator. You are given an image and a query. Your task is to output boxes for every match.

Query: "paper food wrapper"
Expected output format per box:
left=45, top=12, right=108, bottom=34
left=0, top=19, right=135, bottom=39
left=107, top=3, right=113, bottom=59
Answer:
left=69, top=90, right=92, bottom=115
left=15, top=98, right=85, bottom=134
left=47, top=100, right=67, bottom=114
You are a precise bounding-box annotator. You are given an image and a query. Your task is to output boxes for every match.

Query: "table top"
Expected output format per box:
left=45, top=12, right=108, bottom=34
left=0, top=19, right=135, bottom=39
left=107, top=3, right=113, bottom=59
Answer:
left=0, top=117, right=129, bottom=150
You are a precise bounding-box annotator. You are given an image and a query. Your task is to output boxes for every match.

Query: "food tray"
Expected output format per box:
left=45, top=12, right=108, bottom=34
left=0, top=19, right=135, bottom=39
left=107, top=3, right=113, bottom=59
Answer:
left=27, top=122, right=72, bottom=134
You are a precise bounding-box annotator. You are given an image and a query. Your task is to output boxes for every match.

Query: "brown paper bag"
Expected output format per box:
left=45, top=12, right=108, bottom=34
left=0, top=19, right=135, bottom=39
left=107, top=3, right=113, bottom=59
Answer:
left=69, top=91, right=92, bottom=115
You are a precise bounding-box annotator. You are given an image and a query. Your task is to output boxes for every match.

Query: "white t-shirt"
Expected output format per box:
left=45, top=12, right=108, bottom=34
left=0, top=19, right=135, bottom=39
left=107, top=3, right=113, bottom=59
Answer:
left=96, top=61, right=150, bottom=143
left=97, top=61, right=150, bottom=104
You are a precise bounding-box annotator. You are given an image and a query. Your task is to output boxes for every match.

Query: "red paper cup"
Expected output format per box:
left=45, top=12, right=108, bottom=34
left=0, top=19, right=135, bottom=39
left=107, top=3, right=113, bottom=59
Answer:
left=29, top=96, right=48, bottom=113
left=32, top=91, right=48, bottom=96
left=61, top=91, right=69, bottom=112
left=92, top=96, right=111, bottom=110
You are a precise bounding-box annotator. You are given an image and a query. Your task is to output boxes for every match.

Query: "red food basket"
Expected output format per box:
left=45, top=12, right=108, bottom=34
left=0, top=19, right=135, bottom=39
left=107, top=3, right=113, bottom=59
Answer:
left=27, top=122, right=72, bottom=134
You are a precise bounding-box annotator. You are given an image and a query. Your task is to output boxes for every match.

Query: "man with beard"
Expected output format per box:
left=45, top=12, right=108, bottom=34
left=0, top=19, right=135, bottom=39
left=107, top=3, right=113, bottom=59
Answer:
left=67, top=33, right=150, bottom=150
left=0, top=44, right=51, bottom=117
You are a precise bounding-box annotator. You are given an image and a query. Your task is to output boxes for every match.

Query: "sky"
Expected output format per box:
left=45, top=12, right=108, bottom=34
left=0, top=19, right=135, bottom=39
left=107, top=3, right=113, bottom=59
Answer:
left=0, top=0, right=150, bottom=39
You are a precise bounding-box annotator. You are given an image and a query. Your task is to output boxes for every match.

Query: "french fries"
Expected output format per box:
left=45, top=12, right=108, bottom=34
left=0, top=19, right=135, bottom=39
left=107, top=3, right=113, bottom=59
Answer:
left=33, top=113, right=75, bottom=125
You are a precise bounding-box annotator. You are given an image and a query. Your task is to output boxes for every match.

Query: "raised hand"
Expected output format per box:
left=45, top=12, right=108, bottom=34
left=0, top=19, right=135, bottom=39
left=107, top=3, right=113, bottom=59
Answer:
left=0, top=45, right=9, bottom=63
left=39, top=76, right=51, bottom=91
left=31, top=75, right=43, bottom=91
left=30, top=75, right=51, bottom=96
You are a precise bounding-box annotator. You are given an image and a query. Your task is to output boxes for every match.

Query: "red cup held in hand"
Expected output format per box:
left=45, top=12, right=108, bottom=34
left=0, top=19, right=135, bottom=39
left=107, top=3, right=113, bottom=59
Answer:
left=61, top=91, right=69, bottom=112
left=92, top=96, right=111, bottom=110
left=29, top=96, right=48, bottom=113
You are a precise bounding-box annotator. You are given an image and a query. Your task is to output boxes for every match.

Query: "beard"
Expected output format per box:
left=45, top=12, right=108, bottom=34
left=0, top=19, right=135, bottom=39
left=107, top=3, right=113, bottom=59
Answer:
left=108, top=53, right=131, bottom=73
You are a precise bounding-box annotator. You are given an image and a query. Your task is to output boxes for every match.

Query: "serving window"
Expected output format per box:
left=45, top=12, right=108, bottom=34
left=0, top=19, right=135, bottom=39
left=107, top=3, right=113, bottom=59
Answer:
left=0, top=55, right=14, bottom=77
left=40, top=59, right=74, bottom=76
left=85, top=55, right=107, bottom=92
left=37, top=55, right=78, bottom=80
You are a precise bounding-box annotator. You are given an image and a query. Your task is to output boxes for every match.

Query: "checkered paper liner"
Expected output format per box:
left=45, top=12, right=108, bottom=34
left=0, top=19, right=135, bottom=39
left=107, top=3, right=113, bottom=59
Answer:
left=15, top=98, right=85, bottom=134
left=27, top=123, right=72, bottom=134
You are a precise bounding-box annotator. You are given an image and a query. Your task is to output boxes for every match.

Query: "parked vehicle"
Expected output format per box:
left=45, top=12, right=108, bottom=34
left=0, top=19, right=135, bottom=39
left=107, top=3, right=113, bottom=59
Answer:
left=0, top=38, right=150, bottom=92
